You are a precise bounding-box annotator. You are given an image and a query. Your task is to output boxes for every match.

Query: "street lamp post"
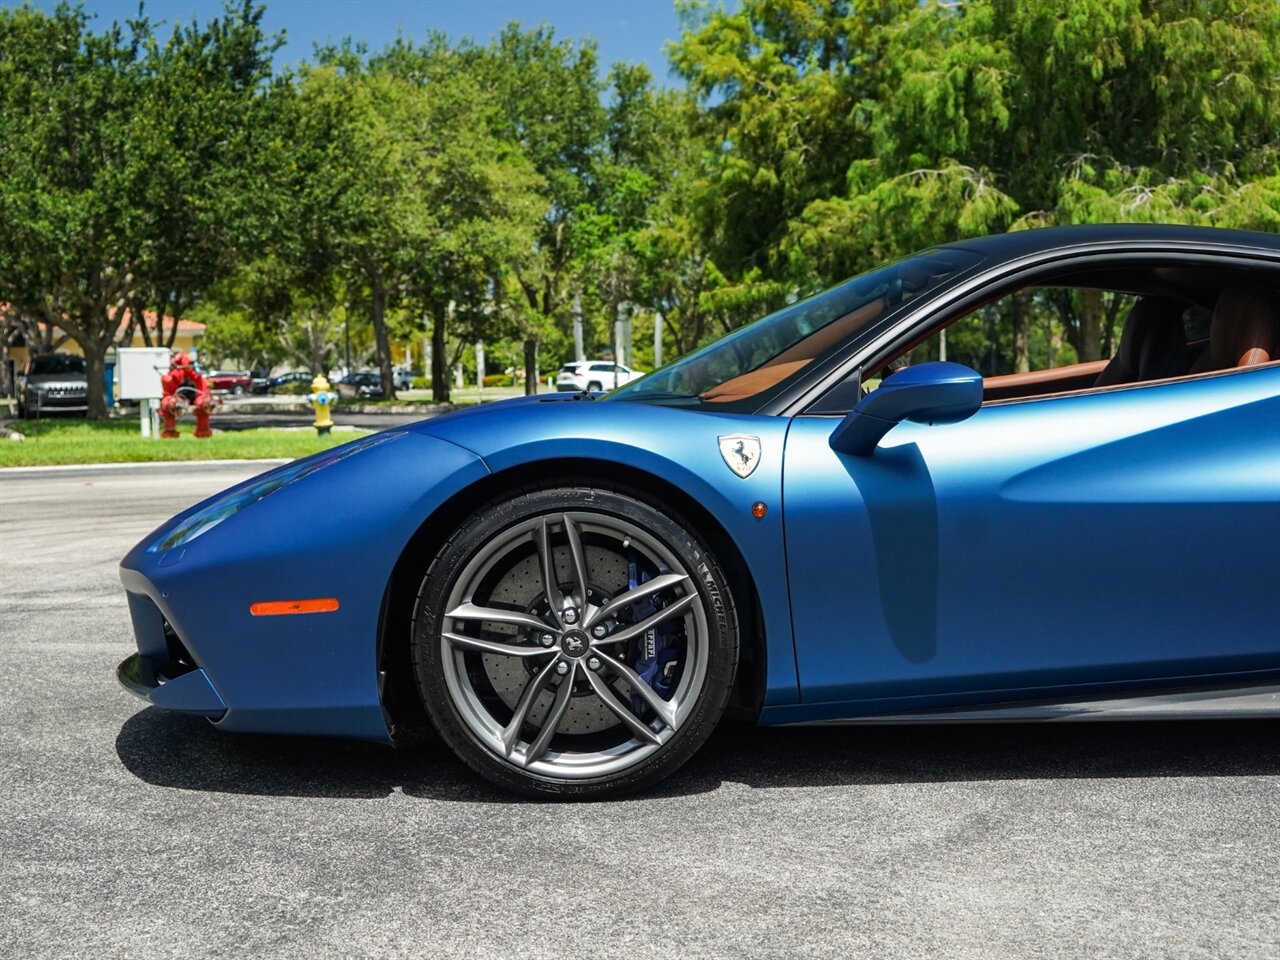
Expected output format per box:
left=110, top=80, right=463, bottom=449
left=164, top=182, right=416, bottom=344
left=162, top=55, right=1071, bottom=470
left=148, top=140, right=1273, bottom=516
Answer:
left=344, top=303, right=352, bottom=378
left=573, top=292, right=585, bottom=364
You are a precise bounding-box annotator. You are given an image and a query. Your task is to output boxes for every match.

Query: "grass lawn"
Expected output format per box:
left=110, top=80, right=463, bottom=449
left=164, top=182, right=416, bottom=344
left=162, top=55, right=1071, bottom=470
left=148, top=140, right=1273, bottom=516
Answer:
left=0, top=419, right=368, bottom=468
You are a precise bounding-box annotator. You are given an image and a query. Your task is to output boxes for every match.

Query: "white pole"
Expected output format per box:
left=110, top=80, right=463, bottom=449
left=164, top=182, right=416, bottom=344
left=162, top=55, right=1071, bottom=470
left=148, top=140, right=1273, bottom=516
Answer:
left=653, top=312, right=664, bottom=369
left=573, top=292, right=585, bottom=363
left=613, top=309, right=624, bottom=390
left=622, top=303, right=632, bottom=369
left=939, top=326, right=948, bottom=362
left=423, top=308, right=431, bottom=385
left=476, top=340, right=485, bottom=391
left=140, top=397, right=151, bottom=437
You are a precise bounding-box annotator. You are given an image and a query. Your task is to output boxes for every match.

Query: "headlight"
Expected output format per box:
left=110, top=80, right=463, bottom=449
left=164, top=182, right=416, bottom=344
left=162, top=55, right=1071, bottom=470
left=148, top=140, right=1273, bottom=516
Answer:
left=150, top=431, right=405, bottom=552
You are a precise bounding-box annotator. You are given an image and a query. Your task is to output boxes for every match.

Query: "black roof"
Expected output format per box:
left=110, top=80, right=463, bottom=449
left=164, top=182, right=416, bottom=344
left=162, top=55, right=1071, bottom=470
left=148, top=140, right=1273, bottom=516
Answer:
left=944, top=223, right=1280, bottom=261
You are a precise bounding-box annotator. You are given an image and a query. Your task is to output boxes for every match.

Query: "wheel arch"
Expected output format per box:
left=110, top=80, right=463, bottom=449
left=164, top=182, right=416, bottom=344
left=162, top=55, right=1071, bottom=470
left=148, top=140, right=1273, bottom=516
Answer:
left=377, top=456, right=767, bottom=742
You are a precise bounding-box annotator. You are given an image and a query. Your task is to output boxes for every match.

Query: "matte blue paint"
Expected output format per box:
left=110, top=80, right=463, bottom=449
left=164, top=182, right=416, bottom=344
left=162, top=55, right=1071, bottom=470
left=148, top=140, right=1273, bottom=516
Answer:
left=830, top=361, right=984, bottom=455
left=120, top=431, right=490, bottom=740
left=149, top=669, right=227, bottom=715
left=114, top=226, right=1280, bottom=748
left=779, top=364, right=1280, bottom=720
left=413, top=396, right=800, bottom=707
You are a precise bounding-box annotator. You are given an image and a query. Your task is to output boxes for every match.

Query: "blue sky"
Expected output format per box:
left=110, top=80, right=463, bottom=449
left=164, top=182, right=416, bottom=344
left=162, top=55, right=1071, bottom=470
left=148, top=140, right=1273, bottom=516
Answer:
left=28, top=0, right=712, bottom=82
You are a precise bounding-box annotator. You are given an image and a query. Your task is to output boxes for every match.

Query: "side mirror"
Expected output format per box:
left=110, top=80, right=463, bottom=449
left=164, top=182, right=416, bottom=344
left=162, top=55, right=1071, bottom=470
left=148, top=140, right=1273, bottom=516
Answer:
left=829, top=361, right=983, bottom=456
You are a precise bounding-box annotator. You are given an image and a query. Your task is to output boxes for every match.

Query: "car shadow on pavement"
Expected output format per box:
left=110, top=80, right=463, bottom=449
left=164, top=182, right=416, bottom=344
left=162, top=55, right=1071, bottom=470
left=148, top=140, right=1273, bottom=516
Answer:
left=116, top=706, right=1279, bottom=803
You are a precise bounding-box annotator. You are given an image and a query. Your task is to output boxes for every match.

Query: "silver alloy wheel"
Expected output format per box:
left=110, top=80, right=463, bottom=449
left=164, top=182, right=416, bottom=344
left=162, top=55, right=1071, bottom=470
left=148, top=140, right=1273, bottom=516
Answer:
left=439, top=511, right=709, bottom=779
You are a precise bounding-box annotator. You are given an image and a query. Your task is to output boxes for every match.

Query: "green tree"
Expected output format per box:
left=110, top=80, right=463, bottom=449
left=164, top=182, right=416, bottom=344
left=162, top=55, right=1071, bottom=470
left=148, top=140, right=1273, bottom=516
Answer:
left=672, top=0, right=1280, bottom=366
left=0, top=1, right=276, bottom=417
left=868, top=0, right=1280, bottom=359
left=468, top=25, right=607, bottom=394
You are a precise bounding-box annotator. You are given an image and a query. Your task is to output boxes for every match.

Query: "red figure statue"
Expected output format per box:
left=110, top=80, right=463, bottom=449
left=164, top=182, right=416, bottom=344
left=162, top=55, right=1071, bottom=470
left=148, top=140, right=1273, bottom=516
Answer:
left=159, top=352, right=216, bottom=439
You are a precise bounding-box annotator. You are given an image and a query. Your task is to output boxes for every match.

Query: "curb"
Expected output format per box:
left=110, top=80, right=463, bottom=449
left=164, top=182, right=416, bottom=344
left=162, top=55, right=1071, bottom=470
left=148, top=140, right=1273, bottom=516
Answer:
left=215, top=401, right=456, bottom=416
left=0, top=458, right=291, bottom=479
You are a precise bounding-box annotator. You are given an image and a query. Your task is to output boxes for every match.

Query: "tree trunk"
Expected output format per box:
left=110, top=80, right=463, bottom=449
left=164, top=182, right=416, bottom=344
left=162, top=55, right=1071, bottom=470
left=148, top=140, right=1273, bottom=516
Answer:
left=162, top=293, right=184, bottom=349
left=523, top=337, right=539, bottom=396
left=1011, top=289, right=1031, bottom=374
left=370, top=275, right=396, bottom=400
left=80, top=333, right=110, bottom=420
left=982, top=304, right=999, bottom=374
left=1101, top=292, right=1124, bottom=359
left=431, top=303, right=449, bottom=405
left=1079, top=288, right=1104, bottom=362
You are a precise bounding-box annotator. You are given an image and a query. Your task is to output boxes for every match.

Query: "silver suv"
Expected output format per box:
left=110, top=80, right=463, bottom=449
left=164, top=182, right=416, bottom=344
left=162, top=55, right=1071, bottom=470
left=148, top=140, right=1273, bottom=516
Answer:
left=20, top=353, right=88, bottom=418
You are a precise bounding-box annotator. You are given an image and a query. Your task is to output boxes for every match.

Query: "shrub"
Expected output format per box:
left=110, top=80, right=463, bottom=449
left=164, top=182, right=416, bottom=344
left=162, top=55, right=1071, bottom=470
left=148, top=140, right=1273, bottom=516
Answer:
left=411, top=376, right=430, bottom=389
left=483, top=373, right=513, bottom=388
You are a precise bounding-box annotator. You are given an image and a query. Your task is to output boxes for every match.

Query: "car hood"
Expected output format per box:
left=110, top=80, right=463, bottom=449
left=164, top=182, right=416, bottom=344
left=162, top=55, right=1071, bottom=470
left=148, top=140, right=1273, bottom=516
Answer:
left=26, top=372, right=87, bottom=386
left=409, top=391, right=786, bottom=474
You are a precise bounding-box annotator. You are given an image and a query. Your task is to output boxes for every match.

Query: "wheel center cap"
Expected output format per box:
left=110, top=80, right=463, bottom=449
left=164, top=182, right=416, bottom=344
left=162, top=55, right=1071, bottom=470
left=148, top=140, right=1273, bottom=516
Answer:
left=559, top=630, right=589, bottom=658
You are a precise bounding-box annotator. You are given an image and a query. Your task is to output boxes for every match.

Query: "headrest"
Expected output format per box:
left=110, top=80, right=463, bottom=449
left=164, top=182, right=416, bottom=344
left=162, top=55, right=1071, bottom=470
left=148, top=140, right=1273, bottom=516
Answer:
left=1210, top=282, right=1279, bottom=368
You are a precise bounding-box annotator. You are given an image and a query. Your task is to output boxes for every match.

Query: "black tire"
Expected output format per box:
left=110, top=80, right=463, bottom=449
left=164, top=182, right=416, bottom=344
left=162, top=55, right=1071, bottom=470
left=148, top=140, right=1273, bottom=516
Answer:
left=232, top=384, right=245, bottom=396
left=412, top=485, right=738, bottom=799
left=587, top=381, right=602, bottom=393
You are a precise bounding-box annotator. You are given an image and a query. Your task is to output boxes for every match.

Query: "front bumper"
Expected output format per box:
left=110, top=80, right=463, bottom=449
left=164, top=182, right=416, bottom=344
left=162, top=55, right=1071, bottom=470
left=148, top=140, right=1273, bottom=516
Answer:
left=117, top=653, right=227, bottom=717
left=26, top=391, right=89, bottom=413
left=115, top=430, right=491, bottom=741
left=116, top=588, right=227, bottom=718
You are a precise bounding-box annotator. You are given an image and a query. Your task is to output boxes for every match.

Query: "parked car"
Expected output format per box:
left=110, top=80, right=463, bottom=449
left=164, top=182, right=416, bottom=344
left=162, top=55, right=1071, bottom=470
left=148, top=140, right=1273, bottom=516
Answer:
left=556, top=360, right=645, bottom=393
left=394, top=368, right=414, bottom=391
left=336, top=371, right=385, bottom=399
left=267, top=370, right=315, bottom=393
left=19, top=353, right=88, bottom=418
left=117, top=225, right=1280, bottom=800
left=249, top=370, right=271, bottom=395
left=205, top=370, right=253, bottom=395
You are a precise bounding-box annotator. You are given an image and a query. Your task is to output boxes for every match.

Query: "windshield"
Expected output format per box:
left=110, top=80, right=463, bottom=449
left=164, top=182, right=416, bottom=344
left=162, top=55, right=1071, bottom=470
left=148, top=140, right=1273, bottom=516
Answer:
left=29, top=355, right=86, bottom=376
left=607, top=248, right=982, bottom=408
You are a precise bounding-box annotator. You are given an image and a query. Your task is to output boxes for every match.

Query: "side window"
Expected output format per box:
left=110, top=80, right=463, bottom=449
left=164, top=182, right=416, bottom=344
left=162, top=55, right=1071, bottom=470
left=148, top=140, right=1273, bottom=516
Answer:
left=839, top=287, right=1138, bottom=401
left=807, top=268, right=1279, bottom=416
left=900, top=287, right=1139, bottom=380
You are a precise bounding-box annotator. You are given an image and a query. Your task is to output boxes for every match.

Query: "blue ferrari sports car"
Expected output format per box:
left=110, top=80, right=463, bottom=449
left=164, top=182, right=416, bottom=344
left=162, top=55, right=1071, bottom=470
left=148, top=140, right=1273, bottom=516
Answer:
left=118, top=225, right=1280, bottom=797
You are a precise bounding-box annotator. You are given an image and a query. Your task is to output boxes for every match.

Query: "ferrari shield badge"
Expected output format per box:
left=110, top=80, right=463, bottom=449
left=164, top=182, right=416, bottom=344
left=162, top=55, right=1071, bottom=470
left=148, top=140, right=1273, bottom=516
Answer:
left=718, top=434, right=761, bottom=479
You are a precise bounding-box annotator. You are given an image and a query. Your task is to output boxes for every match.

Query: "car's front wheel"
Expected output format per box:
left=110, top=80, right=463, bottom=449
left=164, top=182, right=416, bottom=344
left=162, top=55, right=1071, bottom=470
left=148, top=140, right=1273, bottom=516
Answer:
left=412, top=486, right=738, bottom=798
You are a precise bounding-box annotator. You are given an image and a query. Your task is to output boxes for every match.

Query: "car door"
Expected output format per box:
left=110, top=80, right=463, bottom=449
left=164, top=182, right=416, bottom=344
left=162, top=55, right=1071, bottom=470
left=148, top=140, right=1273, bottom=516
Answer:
left=782, top=364, right=1280, bottom=713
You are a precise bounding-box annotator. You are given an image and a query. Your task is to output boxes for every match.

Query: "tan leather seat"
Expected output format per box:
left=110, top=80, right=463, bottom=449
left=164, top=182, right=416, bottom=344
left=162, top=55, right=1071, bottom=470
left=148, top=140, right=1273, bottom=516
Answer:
left=1190, top=282, right=1279, bottom=374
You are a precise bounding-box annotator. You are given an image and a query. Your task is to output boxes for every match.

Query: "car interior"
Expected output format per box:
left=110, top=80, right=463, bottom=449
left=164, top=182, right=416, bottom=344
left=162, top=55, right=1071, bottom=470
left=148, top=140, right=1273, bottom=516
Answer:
left=868, top=263, right=1280, bottom=406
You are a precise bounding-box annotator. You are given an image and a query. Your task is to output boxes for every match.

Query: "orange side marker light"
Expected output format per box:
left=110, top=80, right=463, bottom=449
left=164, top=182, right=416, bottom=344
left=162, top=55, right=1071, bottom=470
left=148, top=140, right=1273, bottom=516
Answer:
left=250, top=598, right=340, bottom=617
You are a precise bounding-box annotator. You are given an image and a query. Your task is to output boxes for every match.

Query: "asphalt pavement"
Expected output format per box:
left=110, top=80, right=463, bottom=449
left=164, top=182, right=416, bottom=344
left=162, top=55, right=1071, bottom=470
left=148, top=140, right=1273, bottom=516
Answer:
left=1, top=462, right=1277, bottom=959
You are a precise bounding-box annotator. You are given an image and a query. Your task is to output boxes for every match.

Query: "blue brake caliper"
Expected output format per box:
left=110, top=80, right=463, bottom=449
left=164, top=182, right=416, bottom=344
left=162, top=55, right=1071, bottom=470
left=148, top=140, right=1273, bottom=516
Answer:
left=626, top=552, right=680, bottom=718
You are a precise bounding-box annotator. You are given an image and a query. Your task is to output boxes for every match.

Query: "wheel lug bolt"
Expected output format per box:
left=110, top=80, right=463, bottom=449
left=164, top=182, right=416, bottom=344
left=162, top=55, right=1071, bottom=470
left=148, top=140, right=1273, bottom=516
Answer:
left=562, top=608, right=578, bottom=624
left=587, top=657, right=601, bottom=671
left=540, top=633, right=555, bottom=647
left=591, top=624, right=608, bottom=639
left=555, top=661, right=570, bottom=676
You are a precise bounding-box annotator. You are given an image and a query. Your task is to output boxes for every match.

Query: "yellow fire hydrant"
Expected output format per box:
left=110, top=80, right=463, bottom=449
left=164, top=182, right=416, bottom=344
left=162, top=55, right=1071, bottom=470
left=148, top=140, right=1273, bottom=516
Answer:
left=307, top=374, right=337, bottom=435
